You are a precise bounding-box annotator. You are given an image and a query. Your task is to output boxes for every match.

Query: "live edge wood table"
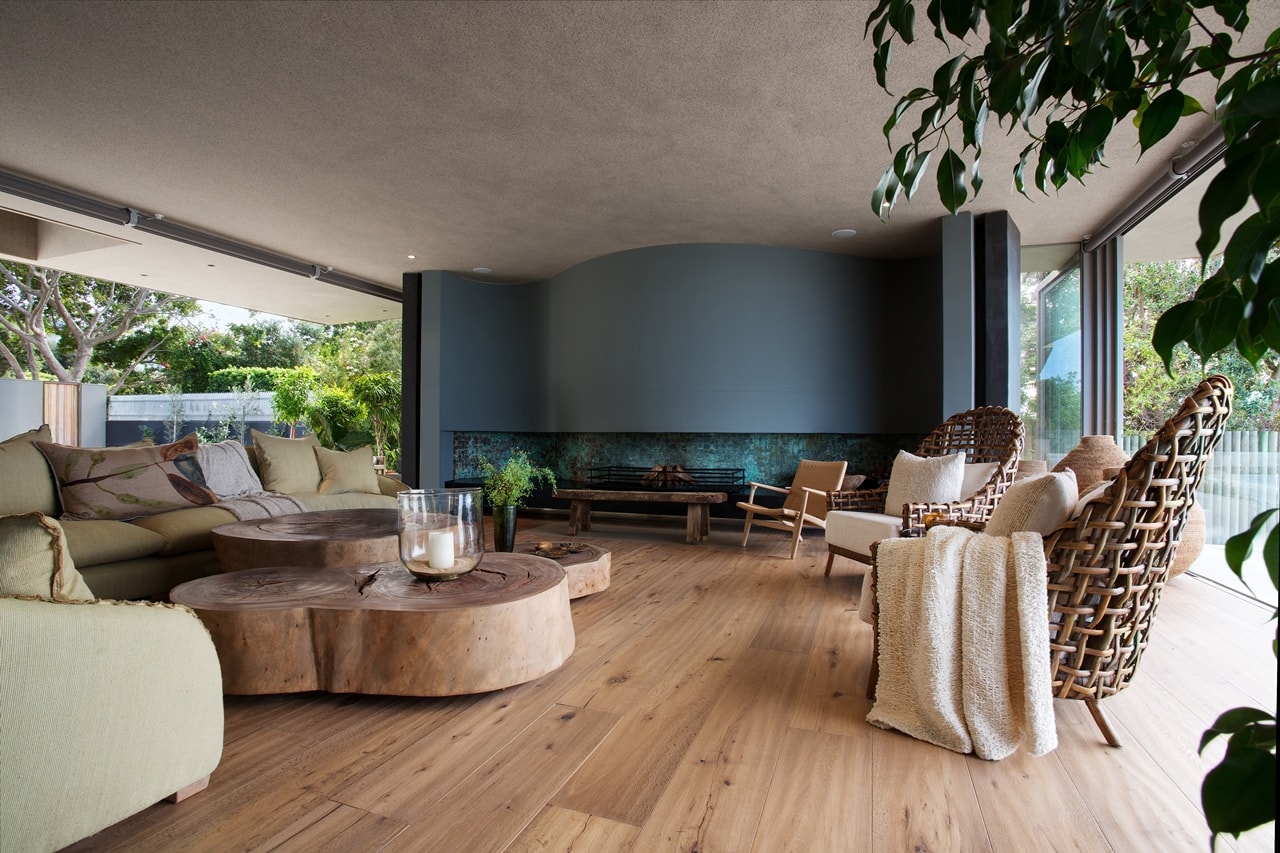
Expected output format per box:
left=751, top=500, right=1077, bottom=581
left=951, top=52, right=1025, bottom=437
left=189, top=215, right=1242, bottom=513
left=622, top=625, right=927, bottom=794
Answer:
left=211, top=508, right=399, bottom=573
left=556, top=488, right=727, bottom=544
left=169, top=553, right=575, bottom=697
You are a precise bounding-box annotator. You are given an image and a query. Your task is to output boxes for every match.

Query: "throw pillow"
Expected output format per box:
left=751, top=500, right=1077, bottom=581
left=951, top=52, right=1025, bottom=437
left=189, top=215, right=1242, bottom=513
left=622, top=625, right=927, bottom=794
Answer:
left=960, top=461, right=1000, bottom=498
left=984, top=470, right=1078, bottom=537
left=314, top=445, right=381, bottom=495
left=0, top=424, right=59, bottom=516
left=250, top=429, right=321, bottom=494
left=35, top=434, right=216, bottom=521
left=0, top=512, right=95, bottom=600
left=883, top=450, right=966, bottom=513
left=197, top=440, right=264, bottom=498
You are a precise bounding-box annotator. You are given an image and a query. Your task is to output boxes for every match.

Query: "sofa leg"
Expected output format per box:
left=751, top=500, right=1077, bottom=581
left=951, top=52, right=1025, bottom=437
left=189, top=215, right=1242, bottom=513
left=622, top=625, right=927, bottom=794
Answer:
left=167, top=776, right=210, bottom=803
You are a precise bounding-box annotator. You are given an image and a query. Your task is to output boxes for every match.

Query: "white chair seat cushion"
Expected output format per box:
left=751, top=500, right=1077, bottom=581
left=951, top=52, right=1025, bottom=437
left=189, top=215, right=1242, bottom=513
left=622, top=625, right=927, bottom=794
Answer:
left=826, top=510, right=903, bottom=560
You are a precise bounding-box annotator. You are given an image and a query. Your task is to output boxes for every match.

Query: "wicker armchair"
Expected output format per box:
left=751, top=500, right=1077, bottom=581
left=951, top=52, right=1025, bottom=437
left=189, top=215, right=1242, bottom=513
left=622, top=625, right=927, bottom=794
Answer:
left=866, top=376, right=1234, bottom=747
left=824, top=406, right=1024, bottom=574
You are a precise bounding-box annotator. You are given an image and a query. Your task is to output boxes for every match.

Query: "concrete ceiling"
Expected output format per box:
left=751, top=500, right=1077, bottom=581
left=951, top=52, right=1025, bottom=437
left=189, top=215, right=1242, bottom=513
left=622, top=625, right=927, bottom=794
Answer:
left=1, top=0, right=1269, bottom=323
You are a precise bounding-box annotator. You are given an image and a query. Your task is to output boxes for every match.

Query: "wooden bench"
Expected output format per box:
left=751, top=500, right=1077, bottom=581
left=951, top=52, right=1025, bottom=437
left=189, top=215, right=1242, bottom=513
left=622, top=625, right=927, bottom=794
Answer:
left=557, top=488, right=727, bottom=544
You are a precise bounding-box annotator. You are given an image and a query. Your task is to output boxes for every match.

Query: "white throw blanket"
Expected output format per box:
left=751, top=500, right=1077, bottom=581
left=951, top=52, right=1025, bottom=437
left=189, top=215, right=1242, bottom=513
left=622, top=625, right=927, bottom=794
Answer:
left=866, top=525, right=1057, bottom=760
left=214, top=492, right=308, bottom=521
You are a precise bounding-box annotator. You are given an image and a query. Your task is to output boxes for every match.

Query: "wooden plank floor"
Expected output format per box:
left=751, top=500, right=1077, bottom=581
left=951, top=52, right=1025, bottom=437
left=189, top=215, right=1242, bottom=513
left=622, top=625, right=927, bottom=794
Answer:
left=68, top=515, right=1277, bottom=852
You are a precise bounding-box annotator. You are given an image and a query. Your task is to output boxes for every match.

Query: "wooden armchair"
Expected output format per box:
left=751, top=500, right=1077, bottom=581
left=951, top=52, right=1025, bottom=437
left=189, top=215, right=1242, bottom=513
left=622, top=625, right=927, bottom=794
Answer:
left=824, top=406, right=1024, bottom=573
left=738, top=459, right=848, bottom=559
left=865, top=375, right=1234, bottom=747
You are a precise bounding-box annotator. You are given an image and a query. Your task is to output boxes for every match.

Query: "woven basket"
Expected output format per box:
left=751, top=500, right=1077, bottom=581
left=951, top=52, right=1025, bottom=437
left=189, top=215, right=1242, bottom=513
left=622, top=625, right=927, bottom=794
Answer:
left=1168, top=501, right=1207, bottom=578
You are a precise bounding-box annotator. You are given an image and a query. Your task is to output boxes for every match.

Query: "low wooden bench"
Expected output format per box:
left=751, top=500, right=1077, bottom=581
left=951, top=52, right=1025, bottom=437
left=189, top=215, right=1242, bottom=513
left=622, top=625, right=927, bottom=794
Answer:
left=557, top=488, right=727, bottom=544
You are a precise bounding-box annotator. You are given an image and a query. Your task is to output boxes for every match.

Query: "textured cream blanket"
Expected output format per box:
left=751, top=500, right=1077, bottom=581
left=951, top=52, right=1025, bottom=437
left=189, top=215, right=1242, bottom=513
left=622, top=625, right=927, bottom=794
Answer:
left=867, top=526, right=1057, bottom=759
left=214, top=492, right=307, bottom=521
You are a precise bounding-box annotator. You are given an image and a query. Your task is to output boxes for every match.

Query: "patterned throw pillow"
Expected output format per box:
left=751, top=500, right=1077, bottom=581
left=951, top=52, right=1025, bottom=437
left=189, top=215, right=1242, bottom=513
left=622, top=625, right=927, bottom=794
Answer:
left=35, top=434, right=216, bottom=521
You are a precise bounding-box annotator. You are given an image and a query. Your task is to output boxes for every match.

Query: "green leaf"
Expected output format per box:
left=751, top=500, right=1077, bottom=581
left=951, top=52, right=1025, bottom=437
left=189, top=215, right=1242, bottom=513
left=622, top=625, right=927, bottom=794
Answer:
left=884, top=96, right=914, bottom=142
left=957, top=58, right=980, bottom=119
left=1196, top=147, right=1258, bottom=260
left=1069, top=3, right=1108, bottom=75
left=932, top=55, right=965, bottom=99
left=891, top=0, right=917, bottom=43
left=936, top=148, right=968, bottom=212
left=1201, top=706, right=1277, bottom=752
left=1224, top=508, right=1279, bottom=583
left=1221, top=212, right=1275, bottom=285
left=1201, top=744, right=1277, bottom=837
left=902, top=148, right=932, bottom=198
left=940, top=0, right=976, bottom=39
left=989, top=57, right=1026, bottom=116
left=970, top=157, right=983, bottom=195
left=1152, top=299, right=1201, bottom=373
left=872, top=165, right=899, bottom=218
left=1138, top=89, right=1186, bottom=152
left=1190, top=280, right=1245, bottom=359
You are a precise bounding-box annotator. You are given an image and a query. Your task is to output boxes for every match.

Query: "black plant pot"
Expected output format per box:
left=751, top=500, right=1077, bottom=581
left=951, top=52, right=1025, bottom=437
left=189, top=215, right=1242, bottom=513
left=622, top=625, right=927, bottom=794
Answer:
left=493, top=505, right=518, bottom=552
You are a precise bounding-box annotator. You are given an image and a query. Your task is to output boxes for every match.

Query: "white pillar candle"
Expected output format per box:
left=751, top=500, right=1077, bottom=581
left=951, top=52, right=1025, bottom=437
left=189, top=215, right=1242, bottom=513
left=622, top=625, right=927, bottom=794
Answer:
left=427, top=530, right=455, bottom=569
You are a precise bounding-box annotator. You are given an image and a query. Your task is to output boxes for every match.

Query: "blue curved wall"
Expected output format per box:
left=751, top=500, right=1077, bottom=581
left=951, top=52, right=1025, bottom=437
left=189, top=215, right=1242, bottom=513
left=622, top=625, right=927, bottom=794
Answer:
left=437, top=242, right=944, bottom=437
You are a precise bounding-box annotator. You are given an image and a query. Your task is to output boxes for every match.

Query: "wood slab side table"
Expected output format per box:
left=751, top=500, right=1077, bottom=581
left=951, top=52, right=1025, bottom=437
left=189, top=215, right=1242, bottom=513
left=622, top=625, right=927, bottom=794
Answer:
left=211, top=508, right=398, bottom=572
left=170, top=553, right=574, bottom=697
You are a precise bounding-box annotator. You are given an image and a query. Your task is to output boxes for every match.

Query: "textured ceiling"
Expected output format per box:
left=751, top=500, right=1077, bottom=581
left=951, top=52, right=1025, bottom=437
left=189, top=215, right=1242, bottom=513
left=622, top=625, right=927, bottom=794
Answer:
left=0, top=0, right=1269, bottom=322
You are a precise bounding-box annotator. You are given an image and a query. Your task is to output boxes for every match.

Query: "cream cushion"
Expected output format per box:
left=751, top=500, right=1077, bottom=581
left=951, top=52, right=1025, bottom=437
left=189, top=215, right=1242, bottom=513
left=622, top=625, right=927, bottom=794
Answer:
left=960, top=461, right=1000, bottom=498
left=883, top=450, right=966, bottom=513
left=0, top=425, right=59, bottom=516
left=315, top=445, right=380, bottom=496
left=250, top=429, right=321, bottom=494
left=0, top=513, right=95, bottom=601
left=826, top=510, right=902, bottom=560
left=984, top=470, right=1078, bottom=537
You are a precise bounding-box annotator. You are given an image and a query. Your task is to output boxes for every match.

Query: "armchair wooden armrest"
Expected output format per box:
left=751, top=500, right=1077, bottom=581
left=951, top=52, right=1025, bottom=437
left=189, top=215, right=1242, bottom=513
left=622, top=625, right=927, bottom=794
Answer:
left=828, top=484, right=888, bottom=514
left=903, top=497, right=983, bottom=536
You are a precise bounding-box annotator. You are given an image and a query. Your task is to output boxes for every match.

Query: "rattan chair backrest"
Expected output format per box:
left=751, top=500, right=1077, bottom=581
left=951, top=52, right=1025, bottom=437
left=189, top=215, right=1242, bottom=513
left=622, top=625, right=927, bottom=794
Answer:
left=1043, top=375, right=1233, bottom=705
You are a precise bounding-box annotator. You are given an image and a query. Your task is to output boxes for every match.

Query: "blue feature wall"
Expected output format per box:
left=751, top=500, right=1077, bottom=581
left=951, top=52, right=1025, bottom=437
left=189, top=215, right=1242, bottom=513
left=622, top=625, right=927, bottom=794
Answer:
left=411, top=240, right=953, bottom=487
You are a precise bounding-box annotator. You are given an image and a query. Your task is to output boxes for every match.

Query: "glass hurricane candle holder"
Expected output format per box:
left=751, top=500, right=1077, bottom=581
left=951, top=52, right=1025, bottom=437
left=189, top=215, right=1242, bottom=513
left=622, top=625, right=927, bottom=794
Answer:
left=397, top=488, right=484, bottom=581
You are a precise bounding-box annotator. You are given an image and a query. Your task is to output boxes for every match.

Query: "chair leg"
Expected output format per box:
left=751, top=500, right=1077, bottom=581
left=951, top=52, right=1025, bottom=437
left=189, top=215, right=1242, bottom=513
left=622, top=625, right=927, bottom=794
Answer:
left=824, top=548, right=835, bottom=576
left=741, top=512, right=754, bottom=547
left=788, top=523, right=803, bottom=559
left=1085, top=699, right=1122, bottom=747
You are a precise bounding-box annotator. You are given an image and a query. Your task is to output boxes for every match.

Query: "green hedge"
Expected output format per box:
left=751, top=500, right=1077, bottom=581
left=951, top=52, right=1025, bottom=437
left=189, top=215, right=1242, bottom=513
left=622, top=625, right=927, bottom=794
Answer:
left=206, top=367, right=295, bottom=392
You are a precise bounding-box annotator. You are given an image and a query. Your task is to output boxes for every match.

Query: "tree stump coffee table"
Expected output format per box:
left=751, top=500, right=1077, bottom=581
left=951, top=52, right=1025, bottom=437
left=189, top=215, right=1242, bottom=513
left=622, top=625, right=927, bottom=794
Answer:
left=211, top=508, right=399, bottom=573
left=517, top=541, right=611, bottom=598
left=169, top=553, right=574, bottom=697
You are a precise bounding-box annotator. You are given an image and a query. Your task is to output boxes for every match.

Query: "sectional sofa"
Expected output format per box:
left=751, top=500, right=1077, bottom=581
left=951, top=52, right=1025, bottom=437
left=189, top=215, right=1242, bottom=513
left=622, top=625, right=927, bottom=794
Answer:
left=0, top=425, right=405, bottom=601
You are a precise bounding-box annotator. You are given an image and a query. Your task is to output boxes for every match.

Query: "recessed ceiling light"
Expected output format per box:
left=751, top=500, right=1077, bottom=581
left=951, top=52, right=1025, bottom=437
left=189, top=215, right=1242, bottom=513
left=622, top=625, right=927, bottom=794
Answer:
left=831, top=228, right=857, bottom=238
left=407, top=254, right=416, bottom=259
left=472, top=267, right=493, bottom=274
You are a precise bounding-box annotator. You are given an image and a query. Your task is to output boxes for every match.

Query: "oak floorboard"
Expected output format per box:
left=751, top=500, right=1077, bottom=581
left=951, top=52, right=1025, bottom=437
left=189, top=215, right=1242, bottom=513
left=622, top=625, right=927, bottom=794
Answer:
left=627, top=647, right=810, bottom=852
left=60, top=526, right=1275, bottom=853
left=750, top=728, right=873, bottom=853
left=507, top=805, right=639, bottom=852
left=378, top=704, right=620, bottom=853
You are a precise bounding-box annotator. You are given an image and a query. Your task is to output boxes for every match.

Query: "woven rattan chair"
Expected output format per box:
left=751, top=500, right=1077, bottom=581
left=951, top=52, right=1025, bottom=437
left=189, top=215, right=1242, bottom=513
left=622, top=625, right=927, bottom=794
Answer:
left=824, top=406, right=1024, bottom=574
left=865, top=375, right=1234, bottom=747
left=739, top=459, right=848, bottom=559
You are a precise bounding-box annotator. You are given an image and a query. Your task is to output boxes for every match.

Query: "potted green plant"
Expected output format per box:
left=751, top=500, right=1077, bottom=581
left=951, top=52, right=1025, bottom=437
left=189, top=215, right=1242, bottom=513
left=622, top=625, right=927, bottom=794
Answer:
left=477, top=449, right=556, bottom=552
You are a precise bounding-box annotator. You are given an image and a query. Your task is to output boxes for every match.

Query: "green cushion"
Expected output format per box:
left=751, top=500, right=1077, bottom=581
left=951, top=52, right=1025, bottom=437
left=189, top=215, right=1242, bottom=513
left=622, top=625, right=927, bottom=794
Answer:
left=57, top=519, right=167, bottom=568
left=131, top=506, right=238, bottom=555
left=0, top=513, right=94, bottom=601
left=0, top=425, right=59, bottom=516
left=250, top=429, right=321, bottom=494
left=36, top=433, right=217, bottom=521
left=315, top=445, right=380, bottom=495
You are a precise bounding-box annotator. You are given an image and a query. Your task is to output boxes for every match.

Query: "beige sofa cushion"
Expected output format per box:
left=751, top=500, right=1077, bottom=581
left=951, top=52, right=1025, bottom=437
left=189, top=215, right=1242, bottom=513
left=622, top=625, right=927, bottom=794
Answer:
left=36, top=433, right=217, bottom=521
left=0, top=513, right=94, bottom=601
left=131, top=506, right=239, bottom=555
left=57, top=519, right=168, bottom=568
left=297, top=493, right=398, bottom=512
left=0, top=425, right=59, bottom=516
left=250, top=429, right=321, bottom=494
left=315, top=445, right=380, bottom=495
